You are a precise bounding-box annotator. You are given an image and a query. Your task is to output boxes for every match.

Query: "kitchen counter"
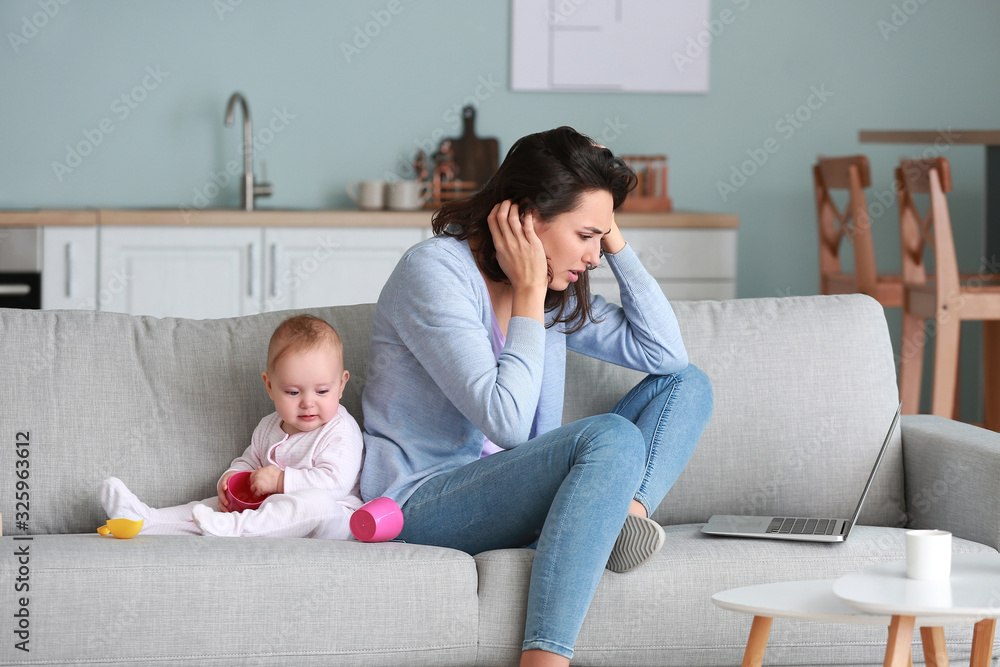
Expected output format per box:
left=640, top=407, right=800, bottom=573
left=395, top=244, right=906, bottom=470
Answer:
left=0, top=209, right=738, bottom=229
left=25, top=208, right=739, bottom=313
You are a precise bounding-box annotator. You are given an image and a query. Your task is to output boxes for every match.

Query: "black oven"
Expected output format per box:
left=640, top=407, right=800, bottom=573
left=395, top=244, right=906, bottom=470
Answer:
left=0, top=272, right=41, bottom=309
left=0, top=228, right=41, bottom=309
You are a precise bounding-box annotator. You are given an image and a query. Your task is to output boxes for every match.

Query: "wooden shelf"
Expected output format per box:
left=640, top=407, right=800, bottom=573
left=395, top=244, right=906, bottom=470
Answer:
left=0, top=208, right=738, bottom=230
left=97, top=209, right=433, bottom=228
left=859, top=130, right=1000, bottom=146
left=0, top=210, right=99, bottom=226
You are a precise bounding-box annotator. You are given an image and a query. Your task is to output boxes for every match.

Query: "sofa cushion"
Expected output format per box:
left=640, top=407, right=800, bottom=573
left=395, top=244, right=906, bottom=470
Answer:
left=0, top=306, right=373, bottom=536
left=563, top=295, right=905, bottom=528
left=0, top=535, right=477, bottom=666
left=474, top=525, right=996, bottom=666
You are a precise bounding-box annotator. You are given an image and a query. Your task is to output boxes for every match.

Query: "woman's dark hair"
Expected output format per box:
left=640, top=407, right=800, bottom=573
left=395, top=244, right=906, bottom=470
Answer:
left=431, top=126, right=637, bottom=333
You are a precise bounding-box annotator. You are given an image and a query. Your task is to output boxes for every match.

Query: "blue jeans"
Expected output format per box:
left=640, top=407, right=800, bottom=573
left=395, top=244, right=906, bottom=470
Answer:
left=398, top=364, right=713, bottom=659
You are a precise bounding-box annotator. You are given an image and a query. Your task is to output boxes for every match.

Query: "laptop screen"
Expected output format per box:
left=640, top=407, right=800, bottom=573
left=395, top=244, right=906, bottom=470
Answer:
left=842, top=402, right=902, bottom=539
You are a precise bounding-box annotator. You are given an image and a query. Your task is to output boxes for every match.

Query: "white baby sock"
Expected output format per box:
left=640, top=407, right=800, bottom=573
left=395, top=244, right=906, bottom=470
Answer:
left=98, top=477, right=153, bottom=522
left=192, top=504, right=238, bottom=537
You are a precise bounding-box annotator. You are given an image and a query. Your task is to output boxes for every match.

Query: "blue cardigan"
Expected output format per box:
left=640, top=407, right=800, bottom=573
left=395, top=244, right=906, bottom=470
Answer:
left=359, top=235, right=688, bottom=505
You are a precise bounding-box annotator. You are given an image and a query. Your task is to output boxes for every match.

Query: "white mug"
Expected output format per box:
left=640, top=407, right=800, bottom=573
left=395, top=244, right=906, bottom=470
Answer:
left=905, top=529, right=952, bottom=580
left=347, top=180, right=386, bottom=210
left=385, top=180, right=430, bottom=210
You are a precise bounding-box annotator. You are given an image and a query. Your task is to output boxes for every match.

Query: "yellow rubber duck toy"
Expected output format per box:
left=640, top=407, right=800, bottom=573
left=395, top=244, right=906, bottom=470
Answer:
left=97, top=518, right=143, bottom=539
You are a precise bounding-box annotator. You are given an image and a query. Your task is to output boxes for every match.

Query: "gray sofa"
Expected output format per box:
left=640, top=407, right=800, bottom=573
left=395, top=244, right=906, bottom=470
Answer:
left=1, top=294, right=999, bottom=666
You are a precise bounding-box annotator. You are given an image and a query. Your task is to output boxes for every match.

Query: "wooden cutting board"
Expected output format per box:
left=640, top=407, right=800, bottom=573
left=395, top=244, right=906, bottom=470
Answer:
left=446, top=106, right=498, bottom=186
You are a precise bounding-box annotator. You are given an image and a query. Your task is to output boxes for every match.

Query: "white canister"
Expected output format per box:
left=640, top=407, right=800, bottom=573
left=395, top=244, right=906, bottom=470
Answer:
left=347, top=180, right=386, bottom=210
left=385, top=180, right=430, bottom=211
left=905, top=529, right=952, bottom=580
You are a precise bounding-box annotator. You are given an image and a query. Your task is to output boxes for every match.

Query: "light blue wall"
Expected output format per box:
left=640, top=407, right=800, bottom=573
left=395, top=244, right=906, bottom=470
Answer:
left=2, top=1, right=999, bottom=418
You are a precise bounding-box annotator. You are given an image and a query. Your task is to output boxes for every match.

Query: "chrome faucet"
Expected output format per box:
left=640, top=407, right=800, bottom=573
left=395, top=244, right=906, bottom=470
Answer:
left=224, top=92, right=273, bottom=210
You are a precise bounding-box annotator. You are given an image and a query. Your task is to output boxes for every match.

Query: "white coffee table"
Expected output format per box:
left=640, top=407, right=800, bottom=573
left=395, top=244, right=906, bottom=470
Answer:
left=834, top=553, right=1000, bottom=667
left=712, top=579, right=973, bottom=667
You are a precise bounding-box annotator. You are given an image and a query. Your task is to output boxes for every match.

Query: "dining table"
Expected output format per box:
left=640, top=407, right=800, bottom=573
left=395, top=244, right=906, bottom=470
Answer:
left=859, top=129, right=1000, bottom=272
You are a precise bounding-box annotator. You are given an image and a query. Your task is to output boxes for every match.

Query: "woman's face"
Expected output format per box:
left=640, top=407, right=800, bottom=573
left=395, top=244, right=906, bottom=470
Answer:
left=533, top=189, right=613, bottom=291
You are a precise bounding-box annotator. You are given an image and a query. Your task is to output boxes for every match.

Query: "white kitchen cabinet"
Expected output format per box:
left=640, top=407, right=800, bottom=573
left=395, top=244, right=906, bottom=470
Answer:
left=42, top=226, right=98, bottom=310
left=98, top=226, right=262, bottom=319
left=34, top=211, right=736, bottom=317
left=589, top=228, right=737, bottom=303
left=262, top=227, right=425, bottom=310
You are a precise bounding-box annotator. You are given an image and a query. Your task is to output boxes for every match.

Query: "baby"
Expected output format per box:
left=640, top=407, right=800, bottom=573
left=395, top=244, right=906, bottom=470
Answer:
left=99, top=314, right=364, bottom=539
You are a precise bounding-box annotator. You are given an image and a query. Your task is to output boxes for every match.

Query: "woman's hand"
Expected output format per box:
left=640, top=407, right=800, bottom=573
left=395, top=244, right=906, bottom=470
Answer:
left=487, top=200, right=549, bottom=293
left=487, top=200, right=548, bottom=324
left=250, top=465, right=284, bottom=497
left=602, top=216, right=626, bottom=256
left=217, top=471, right=236, bottom=513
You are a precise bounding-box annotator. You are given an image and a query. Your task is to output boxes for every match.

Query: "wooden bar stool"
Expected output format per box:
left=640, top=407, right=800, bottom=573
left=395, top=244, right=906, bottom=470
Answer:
left=896, top=157, right=1000, bottom=430
left=814, top=155, right=903, bottom=307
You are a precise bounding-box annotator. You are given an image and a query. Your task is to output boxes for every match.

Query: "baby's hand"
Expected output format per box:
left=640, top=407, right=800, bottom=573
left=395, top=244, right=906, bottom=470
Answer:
left=217, top=471, right=236, bottom=513
left=250, top=465, right=283, bottom=497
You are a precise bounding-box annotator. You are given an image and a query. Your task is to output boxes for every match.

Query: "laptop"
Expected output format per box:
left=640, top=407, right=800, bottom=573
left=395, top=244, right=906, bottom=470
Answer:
left=701, top=402, right=902, bottom=543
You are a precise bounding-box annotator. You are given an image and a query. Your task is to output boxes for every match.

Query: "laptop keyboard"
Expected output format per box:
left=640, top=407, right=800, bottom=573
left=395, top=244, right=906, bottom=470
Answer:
left=766, top=517, right=839, bottom=535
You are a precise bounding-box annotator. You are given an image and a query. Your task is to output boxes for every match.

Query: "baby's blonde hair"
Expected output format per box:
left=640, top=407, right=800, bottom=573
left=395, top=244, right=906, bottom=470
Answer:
left=266, top=314, right=343, bottom=373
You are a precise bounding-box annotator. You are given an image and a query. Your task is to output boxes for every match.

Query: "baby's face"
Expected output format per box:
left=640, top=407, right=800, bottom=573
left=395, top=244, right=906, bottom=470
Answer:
left=263, top=345, right=349, bottom=435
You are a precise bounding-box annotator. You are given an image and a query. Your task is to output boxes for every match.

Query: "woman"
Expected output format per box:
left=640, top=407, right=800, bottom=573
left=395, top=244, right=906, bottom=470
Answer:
left=361, top=127, right=713, bottom=666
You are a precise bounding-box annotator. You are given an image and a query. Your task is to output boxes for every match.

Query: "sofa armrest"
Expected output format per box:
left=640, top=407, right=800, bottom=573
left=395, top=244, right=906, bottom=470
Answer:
left=902, top=414, right=1000, bottom=551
